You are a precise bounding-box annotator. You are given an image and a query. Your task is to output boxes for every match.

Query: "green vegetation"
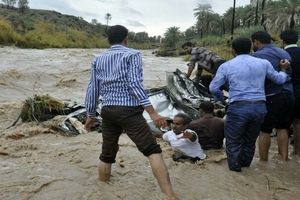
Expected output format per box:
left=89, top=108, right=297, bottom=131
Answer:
left=0, top=4, right=110, bottom=48
left=160, top=0, right=300, bottom=57
left=0, top=4, right=160, bottom=49
left=1, top=0, right=300, bottom=51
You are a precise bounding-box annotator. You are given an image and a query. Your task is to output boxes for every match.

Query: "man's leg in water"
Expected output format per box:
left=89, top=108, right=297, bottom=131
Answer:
left=277, top=129, right=289, bottom=161
left=148, top=153, right=178, bottom=200
left=98, top=161, right=111, bottom=182
left=259, top=132, right=271, bottom=161
left=293, top=119, right=300, bottom=155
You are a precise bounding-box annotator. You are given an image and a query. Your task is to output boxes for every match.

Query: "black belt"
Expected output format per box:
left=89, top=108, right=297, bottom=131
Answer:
left=230, top=100, right=265, bottom=105
left=267, top=91, right=292, bottom=98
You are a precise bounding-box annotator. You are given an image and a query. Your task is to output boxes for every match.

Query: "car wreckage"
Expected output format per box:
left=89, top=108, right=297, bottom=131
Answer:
left=57, top=69, right=226, bottom=135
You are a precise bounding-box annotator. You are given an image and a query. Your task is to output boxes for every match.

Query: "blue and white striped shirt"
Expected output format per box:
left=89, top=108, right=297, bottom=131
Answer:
left=85, top=44, right=151, bottom=117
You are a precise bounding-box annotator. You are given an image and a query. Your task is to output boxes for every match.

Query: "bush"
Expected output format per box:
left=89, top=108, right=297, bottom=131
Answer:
left=0, top=18, right=19, bottom=44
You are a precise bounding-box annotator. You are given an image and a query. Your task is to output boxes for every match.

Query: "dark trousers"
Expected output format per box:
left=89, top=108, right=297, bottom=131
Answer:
left=225, top=102, right=267, bottom=171
left=100, top=106, right=161, bottom=163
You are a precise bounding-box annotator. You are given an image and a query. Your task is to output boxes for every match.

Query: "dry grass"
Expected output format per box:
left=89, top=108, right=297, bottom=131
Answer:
left=20, top=95, right=65, bottom=122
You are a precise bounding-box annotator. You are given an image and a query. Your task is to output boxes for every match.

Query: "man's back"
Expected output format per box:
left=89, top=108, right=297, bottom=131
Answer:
left=190, top=47, right=222, bottom=73
left=188, top=116, right=224, bottom=149
left=285, top=47, right=300, bottom=85
left=213, top=55, right=275, bottom=103
left=91, top=44, right=149, bottom=107
left=252, top=44, right=292, bottom=95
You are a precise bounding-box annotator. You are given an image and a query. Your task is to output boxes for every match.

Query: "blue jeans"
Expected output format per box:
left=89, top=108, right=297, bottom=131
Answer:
left=225, top=102, right=267, bottom=171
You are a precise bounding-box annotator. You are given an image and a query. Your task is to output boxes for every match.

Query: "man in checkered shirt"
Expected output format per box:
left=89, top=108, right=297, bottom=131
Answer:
left=182, top=42, right=226, bottom=85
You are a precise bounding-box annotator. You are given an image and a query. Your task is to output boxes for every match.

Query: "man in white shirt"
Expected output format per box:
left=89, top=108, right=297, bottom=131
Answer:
left=162, top=113, right=206, bottom=162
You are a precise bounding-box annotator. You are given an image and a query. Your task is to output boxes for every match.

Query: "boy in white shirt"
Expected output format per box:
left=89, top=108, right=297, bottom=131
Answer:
left=162, top=113, right=206, bottom=162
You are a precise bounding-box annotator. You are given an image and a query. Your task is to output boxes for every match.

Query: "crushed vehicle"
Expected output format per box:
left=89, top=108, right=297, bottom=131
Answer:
left=9, top=69, right=225, bottom=136
left=59, top=69, right=226, bottom=135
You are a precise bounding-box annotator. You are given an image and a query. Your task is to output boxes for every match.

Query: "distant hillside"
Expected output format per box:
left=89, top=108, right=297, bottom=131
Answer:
left=0, top=4, right=109, bottom=48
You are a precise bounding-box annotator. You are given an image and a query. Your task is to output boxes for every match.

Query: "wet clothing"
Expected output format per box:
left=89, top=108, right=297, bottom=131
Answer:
left=225, top=102, right=267, bottom=171
left=85, top=44, right=151, bottom=117
left=188, top=116, right=224, bottom=150
left=252, top=44, right=294, bottom=133
left=85, top=44, right=161, bottom=163
left=100, top=106, right=161, bottom=163
left=209, top=54, right=287, bottom=171
left=260, top=92, right=294, bottom=133
left=162, top=129, right=206, bottom=160
left=285, top=44, right=300, bottom=119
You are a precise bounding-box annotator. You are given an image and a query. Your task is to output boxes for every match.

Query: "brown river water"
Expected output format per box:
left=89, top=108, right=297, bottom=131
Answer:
left=0, top=47, right=299, bottom=200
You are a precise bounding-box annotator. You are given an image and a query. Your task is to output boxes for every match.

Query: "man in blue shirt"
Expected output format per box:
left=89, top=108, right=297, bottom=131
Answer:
left=209, top=37, right=289, bottom=172
left=252, top=31, right=294, bottom=161
left=84, top=25, right=178, bottom=199
left=280, top=29, right=300, bottom=156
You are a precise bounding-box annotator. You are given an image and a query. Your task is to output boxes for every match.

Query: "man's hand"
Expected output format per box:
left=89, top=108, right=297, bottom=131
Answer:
left=279, top=59, right=290, bottom=72
left=144, top=105, right=167, bottom=129
left=150, top=113, right=167, bottom=129
left=178, top=130, right=197, bottom=142
left=84, top=117, right=96, bottom=132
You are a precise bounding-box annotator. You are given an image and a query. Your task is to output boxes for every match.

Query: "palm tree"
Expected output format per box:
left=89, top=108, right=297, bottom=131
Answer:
left=163, top=26, right=182, bottom=49
left=231, top=0, right=236, bottom=37
left=105, top=13, right=112, bottom=33
left=193, top=3, right=214, bottom=37
left=254, top=0, right=259, bottom=25
left=264, top=0, right=300, bottom=31
left=261, top=0, right=266, bottom=25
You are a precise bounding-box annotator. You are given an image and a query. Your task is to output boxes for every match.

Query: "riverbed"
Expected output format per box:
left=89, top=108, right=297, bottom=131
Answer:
left=0, top=47, right=300, bottom=200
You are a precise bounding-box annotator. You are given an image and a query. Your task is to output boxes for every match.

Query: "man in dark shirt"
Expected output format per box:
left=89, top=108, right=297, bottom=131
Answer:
left=181, top=42, right=225, bottom=84
left=280, top=29, right=300, bottom=155
left=252, top=31, right=294, bottom=161
left=188, top=101, right=224, bottom=150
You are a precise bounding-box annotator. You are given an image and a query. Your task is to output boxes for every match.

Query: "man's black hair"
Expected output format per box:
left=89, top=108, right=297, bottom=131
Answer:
left=251, top=31, right=272, bottom=44
left=199, top=101, right=214, bottom=114
left=232, top=37, right=252, bottom=55
left=174, top=113, right=192, bottom=125
left=107, top=25, right=128, bottom=45
left=280, top=29, right=299, bottom=45
left=181, top=41, right=194, bottom=49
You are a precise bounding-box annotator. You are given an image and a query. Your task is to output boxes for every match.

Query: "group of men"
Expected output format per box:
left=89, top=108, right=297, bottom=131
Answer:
left=157, top=101, right=224, bottom=163
left=184, top=31, right=299, bottom=172
left=83, top=24, right=300, bottom=199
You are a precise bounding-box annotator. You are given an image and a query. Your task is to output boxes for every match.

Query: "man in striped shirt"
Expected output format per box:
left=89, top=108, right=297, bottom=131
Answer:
left=84, top=25, right=177, bottom=199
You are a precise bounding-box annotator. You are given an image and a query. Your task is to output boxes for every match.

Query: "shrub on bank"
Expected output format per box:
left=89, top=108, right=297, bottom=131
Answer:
left=0, top=18, right=20, bottom=44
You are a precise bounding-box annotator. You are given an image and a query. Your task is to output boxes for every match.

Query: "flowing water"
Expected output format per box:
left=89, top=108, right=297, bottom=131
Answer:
left=0, top=47, right=300, bottom=200
left=0, top=47, right=187, bottom=103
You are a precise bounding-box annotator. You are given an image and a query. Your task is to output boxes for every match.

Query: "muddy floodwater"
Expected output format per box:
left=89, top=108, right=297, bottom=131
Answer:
left=0, top=47, right=300, bottom=200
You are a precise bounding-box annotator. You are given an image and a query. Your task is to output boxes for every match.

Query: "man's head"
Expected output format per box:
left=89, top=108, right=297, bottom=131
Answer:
left=181, top=41, right=194, bottom=54
left=231, top=37, right=252, bottom=56
left=199, top=101, right=214, bottom=116
left=107, top=25, right=128, bottom=45
left=251, top=31, right=272, bottom=52
left=172, top=113, right=192, bottom=135
left=280, top=29, right=299, bottom=46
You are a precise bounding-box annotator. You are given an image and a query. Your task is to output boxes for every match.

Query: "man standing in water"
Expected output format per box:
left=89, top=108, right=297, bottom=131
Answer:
left=251, top=31, right=294, bottom=161
left=84, top=25, right=178, bottom=200
left=210, top=38, right=289, bottom=172
left=280, top=29, right=300, bottom=155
